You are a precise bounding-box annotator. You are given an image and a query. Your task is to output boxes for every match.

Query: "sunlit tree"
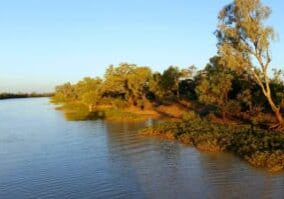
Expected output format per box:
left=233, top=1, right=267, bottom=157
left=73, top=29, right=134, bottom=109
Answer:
left=126, top=66, right=152, bottom=108
left=196, top=57, right=234, bottom=119
left=53, top=82, right=77, bottom=102
left=102, top=63, right=152, bottom=108
left=216, top=0, right=283, bottom=126
left=75, top=77, right=103, bottom=111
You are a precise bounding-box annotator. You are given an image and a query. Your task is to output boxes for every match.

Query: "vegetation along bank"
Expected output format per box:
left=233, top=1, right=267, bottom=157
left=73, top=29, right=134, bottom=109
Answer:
left=52, top=0, right=284, bottom=171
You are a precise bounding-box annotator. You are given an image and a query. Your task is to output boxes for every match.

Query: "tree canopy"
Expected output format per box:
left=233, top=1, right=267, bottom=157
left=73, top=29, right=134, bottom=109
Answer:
left=216, top=0, right=283, bottom=126
left=52, top=0, right=284, bottom=129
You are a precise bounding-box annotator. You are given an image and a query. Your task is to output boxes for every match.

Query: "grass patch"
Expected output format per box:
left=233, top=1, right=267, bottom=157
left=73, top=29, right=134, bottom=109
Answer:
left=56, top=102, right=99, bottom=121
left=55, top=102, right=151, bottom=122
left=102, top=108, right=147, bottom=122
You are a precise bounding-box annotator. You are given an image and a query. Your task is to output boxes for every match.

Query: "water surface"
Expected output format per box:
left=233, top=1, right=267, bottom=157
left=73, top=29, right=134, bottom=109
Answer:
left=1, top=98, right=284, bottom=199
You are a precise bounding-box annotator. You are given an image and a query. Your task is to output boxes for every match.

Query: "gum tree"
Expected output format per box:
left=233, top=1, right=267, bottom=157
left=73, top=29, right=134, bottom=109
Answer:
left=216, top=0, right=283, bottom=127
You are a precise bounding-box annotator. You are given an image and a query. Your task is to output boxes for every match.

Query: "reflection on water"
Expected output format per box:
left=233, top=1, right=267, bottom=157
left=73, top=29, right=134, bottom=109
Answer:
left=1, top=98, right=284, bottom=199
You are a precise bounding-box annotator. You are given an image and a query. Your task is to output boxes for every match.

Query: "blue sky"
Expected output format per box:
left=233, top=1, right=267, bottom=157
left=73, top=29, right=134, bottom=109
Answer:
left=0, top=0, right=283, bottom=92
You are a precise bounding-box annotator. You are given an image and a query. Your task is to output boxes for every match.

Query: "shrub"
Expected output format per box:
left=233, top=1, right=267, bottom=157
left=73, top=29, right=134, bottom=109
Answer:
left=140, top=118, right=284, bottom=171
left=182, top=111, right=200, bottom=121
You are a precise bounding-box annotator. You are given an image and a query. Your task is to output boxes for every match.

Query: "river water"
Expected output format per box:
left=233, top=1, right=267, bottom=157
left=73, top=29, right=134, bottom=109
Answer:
left=1, top=98, right=284, bottom=199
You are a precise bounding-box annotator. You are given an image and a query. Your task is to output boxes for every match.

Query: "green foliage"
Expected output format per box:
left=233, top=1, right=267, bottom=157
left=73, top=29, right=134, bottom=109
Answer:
left=148, top=66, right=194, bottom=102
left=75, top=77, right=102, bottom=97
left=81, top=91, right=101, bottom=107
left=160, top=66, right=180, bottom=94
left=52, top=82, right=78, bottom=103
left=52, top=63, right=153, bottom=110
left=51, top=57, right=284, bottom=128
left=148, top=72, right=164, bottom=101
left=196, top=56, right=234, bottom=118
left=102, top=63, right=152, bottom=108
left=216, top=0, right=284, bottom=125
left=76, top=77, right=103, bottom=108
left=103, top=108, right=140, bottom=121
left=52, top=63, right=198, bottom=110
left=271, top=69, right=284, bottom=110
left=49, top=0, right=284, bottom=171
left=126, top=66, right=152, bottom=108
left=182, top=111, right=200, bottom=121
left=102, top=64, right=132, bottom=97
left=57, top=101, right=142, bottom=121
left=216, top=0, right=274, bottom=71
left=58, top=102, right=95, bottom=121
left=141, top=118, right=284, bottom=171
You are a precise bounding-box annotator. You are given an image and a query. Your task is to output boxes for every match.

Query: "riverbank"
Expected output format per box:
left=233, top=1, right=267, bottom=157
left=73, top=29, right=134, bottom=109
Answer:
left=54, top=102, right=159, bottom=122
left=53, top=100, right=189, bottom=122
left=53, top=100, right=284, bottom=172
left=140, top=113, right=284, bottom=172
left=4, top=97, right=284, bottom=198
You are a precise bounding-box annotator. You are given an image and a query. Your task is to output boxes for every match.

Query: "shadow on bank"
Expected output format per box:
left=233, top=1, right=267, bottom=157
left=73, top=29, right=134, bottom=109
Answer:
left=55, top=102, right=157, bottom=122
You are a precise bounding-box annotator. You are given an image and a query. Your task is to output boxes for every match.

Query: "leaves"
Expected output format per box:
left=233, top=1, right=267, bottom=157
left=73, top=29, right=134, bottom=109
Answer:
left=196, top=56, right=234, bottom=117
left=216, top=0, right=283, bottom=125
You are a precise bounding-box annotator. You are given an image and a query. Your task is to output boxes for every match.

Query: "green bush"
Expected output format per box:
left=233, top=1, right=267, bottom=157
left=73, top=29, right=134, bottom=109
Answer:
left=140, top=118, right=284, bottom=171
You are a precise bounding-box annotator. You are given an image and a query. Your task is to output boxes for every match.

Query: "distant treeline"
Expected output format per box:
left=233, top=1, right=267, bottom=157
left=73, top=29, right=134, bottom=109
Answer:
left=0, top=92, right=53, bottom=100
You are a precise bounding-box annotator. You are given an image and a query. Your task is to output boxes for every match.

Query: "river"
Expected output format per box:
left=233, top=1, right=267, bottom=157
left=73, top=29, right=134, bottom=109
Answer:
left=1, top=98, right=284, bottom=199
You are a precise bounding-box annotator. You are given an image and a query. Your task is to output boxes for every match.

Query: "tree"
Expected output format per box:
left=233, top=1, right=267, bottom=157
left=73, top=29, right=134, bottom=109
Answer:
left=102, top=64, right=133, bottom=98
left=271, top=69, right=284, bottom=112
left=161, top=66, right=180, bottom=99
left=126, top=66, right=152, bottom=108
left=156, top=66, right=194, bottom=101
left=196, top=57, right=234, bottom=119
left=177, top=66, right=195, bottom=100
left=216, top=0, right=284, bottom=126
left=53, top=82, right=77, bottom=102
left=102, top=63, right=152, bottom=108
left=81, top=91, right=102, bottom=111
left=148, top=72, right=164, bottom=102
left=75, top=77, right=103, bottom=111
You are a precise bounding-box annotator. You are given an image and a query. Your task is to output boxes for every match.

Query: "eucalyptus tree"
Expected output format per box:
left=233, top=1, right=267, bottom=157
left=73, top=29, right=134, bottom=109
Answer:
left=216, top=0, right=283, bottom=126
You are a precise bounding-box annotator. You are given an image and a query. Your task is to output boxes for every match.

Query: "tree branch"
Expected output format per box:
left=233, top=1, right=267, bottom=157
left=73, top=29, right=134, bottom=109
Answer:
left=250, top=68, right=267, bottom=96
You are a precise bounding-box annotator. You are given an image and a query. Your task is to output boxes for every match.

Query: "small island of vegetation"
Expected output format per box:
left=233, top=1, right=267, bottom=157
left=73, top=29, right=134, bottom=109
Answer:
left=52, top=0, right=284, bottom=171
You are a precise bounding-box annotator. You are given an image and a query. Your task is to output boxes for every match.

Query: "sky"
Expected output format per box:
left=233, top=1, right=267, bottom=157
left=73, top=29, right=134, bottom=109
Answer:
left=0, top=0, right=283, bottom=93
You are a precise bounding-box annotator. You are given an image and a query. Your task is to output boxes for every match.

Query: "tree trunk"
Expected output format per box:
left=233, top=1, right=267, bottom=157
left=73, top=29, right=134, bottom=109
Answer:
left=251, top=69, right=284, bottom=127
left=266, top=92, right=284, bottom=126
